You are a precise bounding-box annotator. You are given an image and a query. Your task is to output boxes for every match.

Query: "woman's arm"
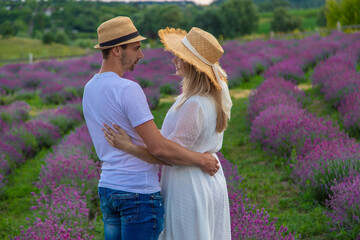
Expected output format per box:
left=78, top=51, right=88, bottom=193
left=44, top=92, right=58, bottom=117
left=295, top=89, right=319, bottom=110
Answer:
left=102, top=123, right=171, bottom=166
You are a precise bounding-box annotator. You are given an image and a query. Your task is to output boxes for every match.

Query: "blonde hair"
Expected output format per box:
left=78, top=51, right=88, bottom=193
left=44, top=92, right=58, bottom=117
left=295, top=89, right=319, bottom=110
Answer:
left=176, top=62, right=228, bottom=133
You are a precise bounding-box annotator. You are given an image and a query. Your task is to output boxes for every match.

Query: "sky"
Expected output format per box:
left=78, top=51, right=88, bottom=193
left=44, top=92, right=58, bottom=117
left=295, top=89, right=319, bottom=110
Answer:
left=97, top=0, right=214, bottom=6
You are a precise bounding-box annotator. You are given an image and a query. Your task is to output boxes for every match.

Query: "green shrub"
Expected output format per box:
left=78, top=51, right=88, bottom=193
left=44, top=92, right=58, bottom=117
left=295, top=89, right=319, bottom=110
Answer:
left=10, top=128, right=38, bottom=157
left=271, top=7, right=302, bottom=33
left=160, top=83, right=177, bottom=95
left=49, top=115, right=81, bottom=135
left=137, top=77, right=154, bottom=88
left=42, top=32, right=54, bottom=45
left=54, top=31, right=69, bottom=45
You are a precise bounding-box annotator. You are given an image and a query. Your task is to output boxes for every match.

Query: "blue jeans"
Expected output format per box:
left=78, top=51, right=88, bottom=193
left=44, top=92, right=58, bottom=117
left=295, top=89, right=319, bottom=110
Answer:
left=98, top=187, right=164, bottom=240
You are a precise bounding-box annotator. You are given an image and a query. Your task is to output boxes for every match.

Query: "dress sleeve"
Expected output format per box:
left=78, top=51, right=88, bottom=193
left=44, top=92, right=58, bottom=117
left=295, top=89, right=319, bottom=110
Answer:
left=166, top=99, right=204, bottom=150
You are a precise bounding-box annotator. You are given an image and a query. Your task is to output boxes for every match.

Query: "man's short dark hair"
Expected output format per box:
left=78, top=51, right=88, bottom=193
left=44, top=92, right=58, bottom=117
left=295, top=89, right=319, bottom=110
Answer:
left=101, top=44, right=128, bottom=60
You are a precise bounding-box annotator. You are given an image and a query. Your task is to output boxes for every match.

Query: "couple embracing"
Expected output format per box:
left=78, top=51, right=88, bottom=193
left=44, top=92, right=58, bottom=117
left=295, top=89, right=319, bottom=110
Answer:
left=82, top=16, right=232, bottom=240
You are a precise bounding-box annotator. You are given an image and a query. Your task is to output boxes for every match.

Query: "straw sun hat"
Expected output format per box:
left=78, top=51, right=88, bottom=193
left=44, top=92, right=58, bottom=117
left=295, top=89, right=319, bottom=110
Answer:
left=159, top=27, right=232, bottom=119
left=94, top=16, right=146, bottom=50
left=158, top=27, right=227, bottom=90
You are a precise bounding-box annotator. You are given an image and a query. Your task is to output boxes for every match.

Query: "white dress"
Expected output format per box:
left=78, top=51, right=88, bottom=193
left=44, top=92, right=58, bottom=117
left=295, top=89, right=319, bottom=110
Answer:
left=159, top=94, right=231, bottom=240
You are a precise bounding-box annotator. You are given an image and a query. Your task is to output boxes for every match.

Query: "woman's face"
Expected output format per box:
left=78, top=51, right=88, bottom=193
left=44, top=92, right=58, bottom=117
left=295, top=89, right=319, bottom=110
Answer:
left=172, top=56, right=186, bottom=77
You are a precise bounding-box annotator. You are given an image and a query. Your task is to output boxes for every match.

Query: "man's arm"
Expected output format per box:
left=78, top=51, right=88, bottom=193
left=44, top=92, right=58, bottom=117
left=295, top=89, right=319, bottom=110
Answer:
left=103, top=123, right=171, bottom=166
left=103, top=122, right=219, bottom=175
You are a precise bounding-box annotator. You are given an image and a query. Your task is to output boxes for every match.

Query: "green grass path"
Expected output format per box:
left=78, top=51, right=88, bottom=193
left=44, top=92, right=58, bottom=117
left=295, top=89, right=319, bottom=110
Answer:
left=0, top=149, right=47, bottom=239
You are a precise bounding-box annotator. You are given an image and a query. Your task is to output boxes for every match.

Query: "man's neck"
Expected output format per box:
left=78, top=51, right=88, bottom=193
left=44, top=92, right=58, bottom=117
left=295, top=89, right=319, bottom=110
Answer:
left=99, top=60, right=124, bottom=77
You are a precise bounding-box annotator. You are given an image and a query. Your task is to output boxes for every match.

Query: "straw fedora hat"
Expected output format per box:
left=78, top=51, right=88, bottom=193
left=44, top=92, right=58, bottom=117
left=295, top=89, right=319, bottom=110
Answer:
left=158, top=27, right=227, bottom=90
left=94, top=16, right=146, bottom=50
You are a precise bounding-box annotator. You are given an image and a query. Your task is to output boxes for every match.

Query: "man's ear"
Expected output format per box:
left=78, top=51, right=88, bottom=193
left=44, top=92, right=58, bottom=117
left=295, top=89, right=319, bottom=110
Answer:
left=111, top=46, right=121, bottom=57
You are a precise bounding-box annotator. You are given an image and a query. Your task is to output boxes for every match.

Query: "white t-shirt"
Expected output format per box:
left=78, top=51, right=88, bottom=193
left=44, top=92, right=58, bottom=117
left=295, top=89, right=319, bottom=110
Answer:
left=82, top=72, right=160, bottom=194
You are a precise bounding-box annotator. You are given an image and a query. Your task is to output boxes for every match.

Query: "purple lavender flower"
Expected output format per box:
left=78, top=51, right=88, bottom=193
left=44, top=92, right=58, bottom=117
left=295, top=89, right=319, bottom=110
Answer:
left=0, top=101, right=30, bottom=124
left=36, top=153, right=100, bottom=196
left=292, top=138, right=360, bottom=202
left=6, top=124, right=38, bottom=157
left=322, top=71, right=360, bottom=107
left=326, top=173, right=360, bottom=238
left=251, top=104, right=346, bottom=158
left=36, top=124, right=100, bottom=196
left=338, top=92, right=360, bottom=137
left=247, top=77, right=305, bottom=121
left=0, top=119, right=9, bottom=134
left=312, top=55, right=355, bottom=88
left=0, top=77, right=21, bottom=94
left=17, top=68, right=57, bottom=90
left=53, top=124, right=94, bottom=158
left=0, top=138, right=24, bottom=166
left=143, top=87, right=160, bottom=109
left=13, top=184, right=94, bottom=240
left=38, top=82, right=66, bottom=105
left=35, top=105, right=83, bottom=135
left=263, top=59, right=305, bottom=84
left=23, top=120, right=61, bottom=148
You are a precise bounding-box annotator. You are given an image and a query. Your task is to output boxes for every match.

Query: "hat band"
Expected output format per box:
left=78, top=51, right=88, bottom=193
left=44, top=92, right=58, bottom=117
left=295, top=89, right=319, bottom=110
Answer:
left=99, top=31, right=139, bottom=47
left=182, top=36, right=232, bottom=119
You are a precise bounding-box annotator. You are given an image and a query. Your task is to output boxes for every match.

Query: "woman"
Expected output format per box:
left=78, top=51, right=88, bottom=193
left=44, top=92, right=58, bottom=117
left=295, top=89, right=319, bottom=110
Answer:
left=103, top=27, right=232, bottom=239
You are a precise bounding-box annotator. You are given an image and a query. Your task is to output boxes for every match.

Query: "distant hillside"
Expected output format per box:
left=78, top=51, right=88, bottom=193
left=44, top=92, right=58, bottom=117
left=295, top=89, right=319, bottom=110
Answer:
left=0, top=37, right=89, bottom=65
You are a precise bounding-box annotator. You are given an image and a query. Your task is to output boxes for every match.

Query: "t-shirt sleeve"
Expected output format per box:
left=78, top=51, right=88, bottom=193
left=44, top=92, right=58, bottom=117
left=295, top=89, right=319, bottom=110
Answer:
left=121, top=82, right=154, bottom=128
left=166, top=100, right=204, bottom=150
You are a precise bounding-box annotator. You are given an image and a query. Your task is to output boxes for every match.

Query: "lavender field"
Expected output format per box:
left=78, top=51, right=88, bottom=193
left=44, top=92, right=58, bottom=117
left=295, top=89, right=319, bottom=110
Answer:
left=1, top=31, right=360, bottom=239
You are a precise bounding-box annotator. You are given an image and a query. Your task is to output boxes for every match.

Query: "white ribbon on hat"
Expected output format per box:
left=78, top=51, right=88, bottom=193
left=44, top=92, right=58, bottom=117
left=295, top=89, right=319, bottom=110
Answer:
left=182, top=36, right=232, bottom=119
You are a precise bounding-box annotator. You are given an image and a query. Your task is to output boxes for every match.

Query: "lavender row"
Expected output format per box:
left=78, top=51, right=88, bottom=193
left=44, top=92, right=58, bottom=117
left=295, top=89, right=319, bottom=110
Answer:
left=262, top=32, right=360, bottom=84
left=312, top=40, right=360, bottom=138
left=248, top=76, right=360, bottom=238
left=0, top=56, right=100, bottom=105
left=0, top=101, right=83, bottom=190
left=13, top=124, right=100, bottom=240
left=223, top=31, right=356, bottom=87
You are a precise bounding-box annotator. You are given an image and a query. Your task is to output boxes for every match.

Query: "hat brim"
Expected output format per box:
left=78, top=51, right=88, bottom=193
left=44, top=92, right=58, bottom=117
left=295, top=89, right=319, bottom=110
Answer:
left=94, top=35, right=147, bottom=50
left=158, top=28, right=222, bottom=90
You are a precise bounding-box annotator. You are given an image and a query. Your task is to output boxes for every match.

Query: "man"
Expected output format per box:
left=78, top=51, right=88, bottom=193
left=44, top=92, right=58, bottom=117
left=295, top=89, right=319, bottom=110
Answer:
left=82, top=17, right=219, bottom=240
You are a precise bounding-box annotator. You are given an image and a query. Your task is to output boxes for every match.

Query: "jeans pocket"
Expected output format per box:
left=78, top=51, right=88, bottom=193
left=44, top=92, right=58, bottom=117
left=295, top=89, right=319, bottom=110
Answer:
left=111, top=193, right=139, bottom=224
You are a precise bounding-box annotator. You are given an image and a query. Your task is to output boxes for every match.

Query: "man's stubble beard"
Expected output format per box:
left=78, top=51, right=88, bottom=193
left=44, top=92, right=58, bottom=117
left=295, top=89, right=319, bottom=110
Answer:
left=121, top=51, right=137, bottom=72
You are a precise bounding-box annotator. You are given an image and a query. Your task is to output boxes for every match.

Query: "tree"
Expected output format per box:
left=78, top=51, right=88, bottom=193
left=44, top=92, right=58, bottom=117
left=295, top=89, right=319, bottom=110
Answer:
left=325, top=0, right=360, bottom=28
left=192, top=6, right=222, bottom=37
left=134, top=5, right=187, bottom=39
left=271, top=7, right=302, bottom=32
left=0, top=21, right=16, bottom=38
left=219, top=0, right=259, bottom=38
left=317, top=7, right=327, bottom=27
left=33, top=12, right=50, bottom=32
